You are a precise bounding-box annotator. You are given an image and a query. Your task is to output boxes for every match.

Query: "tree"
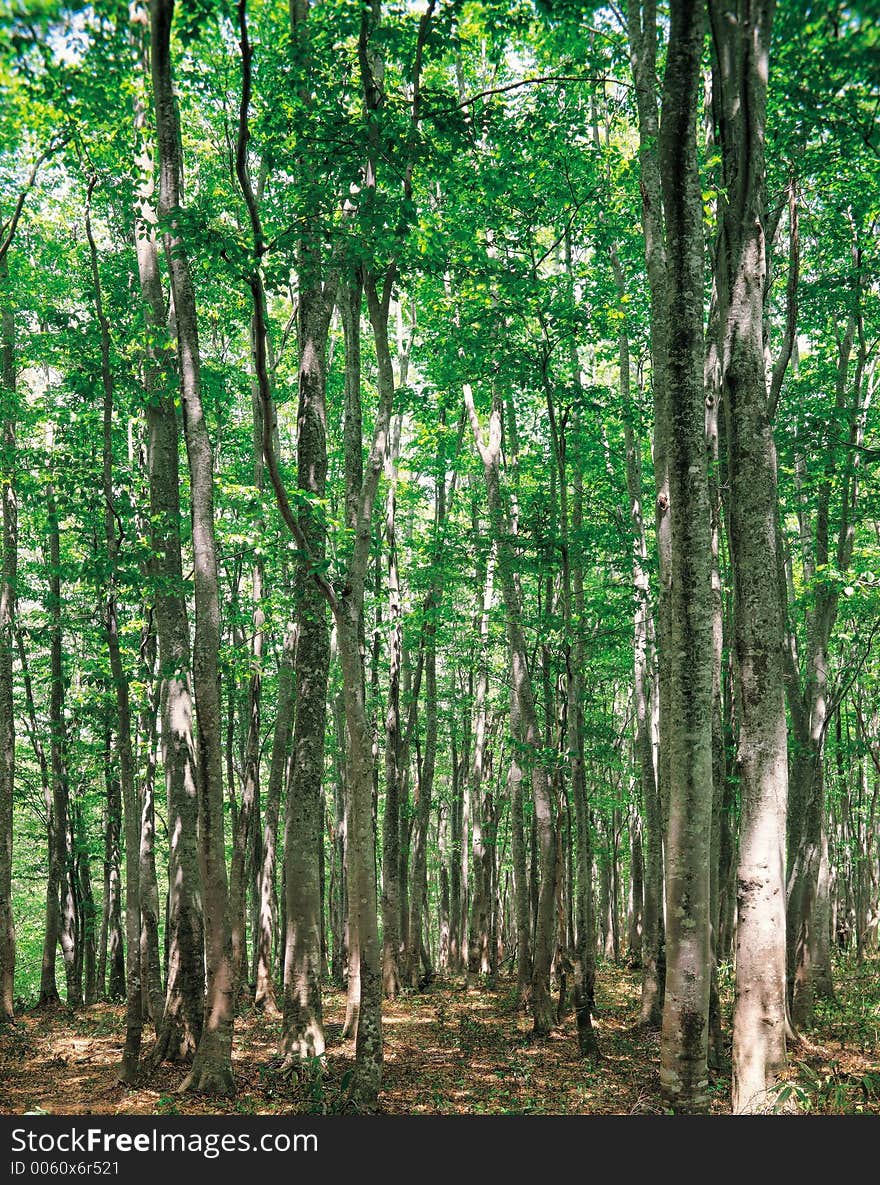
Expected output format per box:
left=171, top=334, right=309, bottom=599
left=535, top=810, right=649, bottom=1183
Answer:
left=151, top=0, right=235, bottom=1095
left=709, top=0, right=789, bottom=1112
left=656, top=0, right=714, bottom=1114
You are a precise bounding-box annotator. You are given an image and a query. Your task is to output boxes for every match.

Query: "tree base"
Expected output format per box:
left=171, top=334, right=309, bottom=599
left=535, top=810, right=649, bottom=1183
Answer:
left=253, top=996, right=281, bottom=1020
left=178, top=1044, right=235, bottom=1096
left=179, top=1062, right=235, bottom=1096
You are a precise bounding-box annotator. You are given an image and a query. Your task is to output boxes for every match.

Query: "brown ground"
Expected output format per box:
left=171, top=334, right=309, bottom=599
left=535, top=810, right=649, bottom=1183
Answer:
left=2, top=960, right=878, bottom=1116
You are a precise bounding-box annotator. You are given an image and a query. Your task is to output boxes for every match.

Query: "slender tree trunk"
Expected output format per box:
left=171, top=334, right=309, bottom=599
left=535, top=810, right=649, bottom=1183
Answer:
left=625, top=1, right=669, bottom=1027
left=657, top=0, right=714, bottom=1113
left=339, top=272, right=363, bottom=1037
left=408, top=611, right=437, bottom=987
left=438, top=806, right=450, bottom=970
left=467, top=537, right=493, bottom=978
left=704, top=288, right=726, bottom=1070
left=710, top=0, right=789, bottom=1113
left=279, top=282, right=333, bottom=1065
left=15, top=627, right=58, bottom=1006
left=46, top=483, right=81, bottom=1008
left=460, top=680, right=471, bottom=973
left=509, top=690, right=532, bottom=1005
left=0, top=256, right=17, bottom=1021
left=102, top=738, right=125, bottom=1002
left=138, top=673, right=164, bottom=1031
left=330, top=688, right=347, bottom=987
left=449, top=731, right=463, bottom=973
left=627, top=809, right=644, bottom=964
left=614, top=274, right=663, bottom=1014
left=86, top=185, right=143, bottom=1080
left=465, top=387, right=557, bottom=1035
left=257, top=260, right=392, bottom=1111
left=336, top=602, right=382, bottom=1107
left=153, top=0, right=234, bottom=1094
left=254, top=625, right=295, bottom=1014
left=786, top=302, right=867, bottom=1024
left=542, top=310, right=599, bottom=1053
left=230, top=613, right=261, bottom=1001
left=382, top=417, right=403, bottom=997
left=74, top=803, right=97, bottom=1007
left=132, top=60, right=204, bottom=1066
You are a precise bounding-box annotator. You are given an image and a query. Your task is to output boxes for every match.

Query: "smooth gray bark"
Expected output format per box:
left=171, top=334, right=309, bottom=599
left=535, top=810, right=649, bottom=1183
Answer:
left=132, top=64, right=205, bottom=1065
left=710, top=0, right=789, bottom=1112
left=152, top=0, right=235, bottom=1095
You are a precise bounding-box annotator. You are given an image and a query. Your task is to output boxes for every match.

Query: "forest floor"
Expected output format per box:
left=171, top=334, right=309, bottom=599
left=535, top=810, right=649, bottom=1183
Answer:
left=1, top=958, right=878, bottom=1116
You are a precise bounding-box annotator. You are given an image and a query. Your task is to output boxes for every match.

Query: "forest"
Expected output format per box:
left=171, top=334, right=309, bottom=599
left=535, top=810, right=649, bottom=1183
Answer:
left=0, top=0, right=878, bottom=1121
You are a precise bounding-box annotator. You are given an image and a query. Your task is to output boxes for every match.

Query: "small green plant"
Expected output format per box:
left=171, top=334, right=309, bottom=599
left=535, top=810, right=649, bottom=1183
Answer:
left=302, top=1056, right=354, bottom=1115
left=771, top=1061, right=880, bottom=1115
left=155, top=1095, right=180, bottom=1116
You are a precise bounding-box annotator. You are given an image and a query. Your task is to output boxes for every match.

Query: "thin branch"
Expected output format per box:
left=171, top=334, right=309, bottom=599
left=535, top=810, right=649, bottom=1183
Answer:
left=435, top=73, right=631, bottom=115
left=0, top=137, right=68, bottom=260
left=769, top=173, right=799, bottom=419
left=827, top=614, right=880, bottom=733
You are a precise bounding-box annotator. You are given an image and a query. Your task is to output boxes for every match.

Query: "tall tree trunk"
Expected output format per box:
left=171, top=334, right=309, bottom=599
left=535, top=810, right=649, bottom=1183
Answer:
left=279, top=280, right=333, bottom=1065
left=235, top=0, right=333, bottom=1062
left=709, top=0, right=789, bottom=1113
left=332, top=270, right=403, bottom=1106
left=625, top=0, right=669, bottom=1027
left=138, top=670, right=164, bottom=1031
left=541, top=305, right=599, bottom=1054
left=627, top=810, right=644, bottom=964
left=657, top=0, right=714, bottom=1113
left=133, top=56, right=204, bottom=1066
left=257, top=264, right=392, bottom=1112
left=407, top=604, right=438, bottom=988
left=612, top=247, right=664, bottom=1022
left=102, top=741, right=125, bottom=1003
left=46, top=482, right=81, bottom=1008
left=467, top=535, right=493, bottom=978
left=460, top=676, right=472, bottom=973
left=448, top=730, right=463, bottom=973
left=438, top=805, right=450, bottom=970
left=0, top=255, right=17, bottom=1022
left=339, top=273, right=363, bottom=1038
left=254, top=625, right=295, bottom=1014
left=509, top=689, right=532, bottom=1005
left=152, top=0, right=234, bottom=1094
left=704, top=286, right=726, bottom=1070
left=786, top=280, right=867, bottom=1025
left=232, top=138, right=270, bottom=1010
left=85, top=183, right=143, bottom=1081
left=465, top=386, right=557, bottom=1035
left=382, top=416, right=403, bottom=997
left=336, top=601, right=382, bottom=1106
left=74, top=802, right=97, bottom=1007
left=15, top=626, right=59, bottom=1006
